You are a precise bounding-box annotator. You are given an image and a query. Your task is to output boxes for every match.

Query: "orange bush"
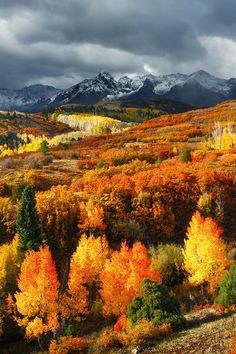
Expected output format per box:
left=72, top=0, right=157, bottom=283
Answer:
left=49, top=336, right=87, bottom=354
left=100, top=320, right=171, bottom=348
left=231, top=334, right=236, bottom=354
left=99, top=147, right=155, bottom=166
left=114, top=315, right=128, bottom=332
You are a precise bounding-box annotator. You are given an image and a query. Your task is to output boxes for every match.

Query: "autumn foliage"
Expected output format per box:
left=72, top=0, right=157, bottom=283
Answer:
left=100, top=241, right=160, bottom=316
left=231, top=334, right=236, bottom=354
left=49, top=336, right=87, bottom=354
left=1, top=100, right=236, bottom=351
left=0, top=235, right=20, bottom=295
left=61, top=234, right=109, bottom=320
left=183, top=212, right=228, bottom=293
left=14, top=246, right=60, bottom=339
left=69, top=234, right=109, bottom=283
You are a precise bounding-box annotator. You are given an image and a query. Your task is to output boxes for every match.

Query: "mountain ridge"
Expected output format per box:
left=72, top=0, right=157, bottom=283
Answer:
left=1, top=70, right=236, bottom=112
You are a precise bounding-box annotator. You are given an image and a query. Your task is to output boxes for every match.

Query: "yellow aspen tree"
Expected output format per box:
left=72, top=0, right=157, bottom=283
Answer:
left=183, top=211, right=228, bottom=293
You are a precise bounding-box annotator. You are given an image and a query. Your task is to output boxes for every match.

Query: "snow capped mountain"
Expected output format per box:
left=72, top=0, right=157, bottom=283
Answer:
left=0, top=84, right=61, bottom=112
left=180, top=70, right=230, bottom=95
left=1, top=70, right=236, bottom=112
left=117, top=76, right=133, bottom=89
left=52, top=71, right=120, bottom=106
left=121, top=73, right=187, bottom=95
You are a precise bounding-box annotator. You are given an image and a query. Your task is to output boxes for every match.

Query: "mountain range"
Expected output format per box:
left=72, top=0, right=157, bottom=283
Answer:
left=1, top=70, right=236, bottom=112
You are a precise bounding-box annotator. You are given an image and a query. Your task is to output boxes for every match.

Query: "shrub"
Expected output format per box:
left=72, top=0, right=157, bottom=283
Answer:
left=44, top=154, right=54, bottom=164
left=231, top=334, right=236, bottom=354
left=27, top=157, right=41, bottom=169
left=155, top=157, right=162, bottom=165
left=96, top=161, right=108, bottom=169
left=150, top=244, right=184, bottom=287
left=215, top=265, right=236, bottom=307
left=39, top=139, right=49, bottom=156
left=49, top=336, right=87, bottom=354
left=117, top=320, right=171, bottom=346
left=179, top=146, right=192, bottom=163
left=228, top=248, right=236, bottom=261
left=100, top=320, right=172, bottom=348
left=64, top=324, right=77, bottom=337
left=127, top=279, right=185, bottom=329
left=0, top=181, right=10, bottom=197
left=99, top=329, right=120, bottom=349
left=1, top=158, right=17, bottom=169
left=100, top=148, right=155, bottom=166
left=114, top=315, right=128, bottom=332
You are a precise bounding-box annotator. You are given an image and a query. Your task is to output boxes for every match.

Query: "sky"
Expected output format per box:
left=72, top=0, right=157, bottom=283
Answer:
left=1, top=0, right=236, bottom=88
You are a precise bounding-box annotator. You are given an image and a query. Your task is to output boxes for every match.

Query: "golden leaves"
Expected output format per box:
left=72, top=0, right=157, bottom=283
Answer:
left=183, top=212, right=228, bottom=293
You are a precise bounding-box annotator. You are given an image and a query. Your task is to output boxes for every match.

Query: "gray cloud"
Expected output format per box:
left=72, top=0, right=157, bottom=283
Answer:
left=0, top=0, right=236, bottom=88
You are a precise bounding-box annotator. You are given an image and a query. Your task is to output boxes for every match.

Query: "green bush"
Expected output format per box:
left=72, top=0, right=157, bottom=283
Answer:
left=179, top=146, right=192, bottom=163
left=150, top=244, right=184, bottom=287
left=215, top=265, right=236, bottom=307
left=96, top=161, right=108, bottom=169
left=127, top=279, right=185, bottom=329
left=39, top=139, right=49, bottom=156
left=155, top=157, right=162, bottom=165
left=64, top=324, right=77, bottom=337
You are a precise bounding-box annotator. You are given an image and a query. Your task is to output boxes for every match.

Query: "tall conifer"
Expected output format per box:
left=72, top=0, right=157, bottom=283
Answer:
left=16, top=185, right=42, bottom=251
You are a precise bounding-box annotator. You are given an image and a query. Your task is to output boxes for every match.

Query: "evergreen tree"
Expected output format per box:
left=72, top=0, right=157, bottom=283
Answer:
left=127, top=279, right=185, bottom=329
left=16, top=185, right=42, bottom=251
left=39, top=140, right=49, bottom=156
left=215, top=265, right=236, bottom=307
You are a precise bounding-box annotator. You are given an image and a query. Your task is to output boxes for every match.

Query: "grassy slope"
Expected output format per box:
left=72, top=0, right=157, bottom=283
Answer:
left=147, top=313, right=235, bottom=354
left=109, top=311, right=235, bottom=354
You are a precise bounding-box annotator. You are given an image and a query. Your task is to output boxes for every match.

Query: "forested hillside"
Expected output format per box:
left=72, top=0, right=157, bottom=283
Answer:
left=0, top=100, right=235, bottom=353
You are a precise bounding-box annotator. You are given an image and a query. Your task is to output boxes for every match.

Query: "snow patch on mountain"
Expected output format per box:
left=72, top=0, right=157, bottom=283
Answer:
left=0, top=84, right=61, bottom=111
left=1, top=70, right=236, bottom=111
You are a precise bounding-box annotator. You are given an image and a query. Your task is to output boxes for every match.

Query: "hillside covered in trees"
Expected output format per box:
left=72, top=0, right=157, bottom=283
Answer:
left=0, top=100, right=236, bottom=353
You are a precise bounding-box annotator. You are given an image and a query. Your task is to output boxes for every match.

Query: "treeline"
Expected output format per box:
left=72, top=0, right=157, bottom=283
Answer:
left=47, top=104, right=159, bottom=123
left=0, top=184, right=235, bottom=352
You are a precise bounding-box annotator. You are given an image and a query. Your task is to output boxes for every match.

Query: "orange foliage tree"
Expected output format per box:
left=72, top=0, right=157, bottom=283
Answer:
left=13, top=246, right=60, bottom=344
left=79, top=199, right=106, bottom=234
left=69, top=234, right=109, bottom=283
left=61, top=234, right=109, bottom=319
left=100, top=241, right=161, bottom=316
left=183, top=211, right=228, bottom=294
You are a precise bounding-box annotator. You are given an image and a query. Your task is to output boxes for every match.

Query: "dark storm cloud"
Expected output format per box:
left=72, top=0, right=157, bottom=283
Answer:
left=0, top=0, right=236, bottom=88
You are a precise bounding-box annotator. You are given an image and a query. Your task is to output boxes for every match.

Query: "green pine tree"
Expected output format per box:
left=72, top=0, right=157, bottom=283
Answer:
left=215, top=265, right=236, bottom=307
left=127, top=279, right=185, bottom=329
left=16, top=185, right=42, bottom=251
left=39, top=139, right=49, bottom=156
